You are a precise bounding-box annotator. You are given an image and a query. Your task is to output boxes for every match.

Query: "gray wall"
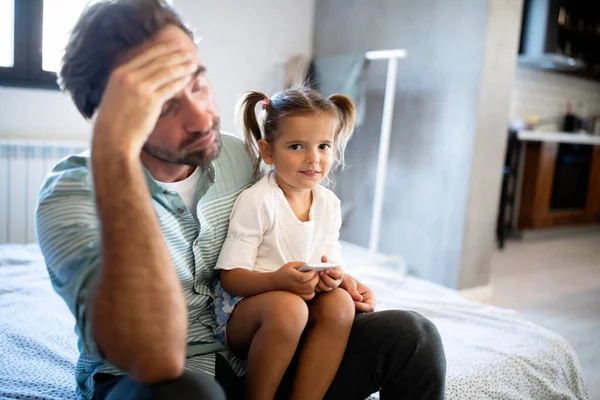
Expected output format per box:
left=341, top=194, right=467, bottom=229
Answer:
left=314, top=0, right=522, bottom=289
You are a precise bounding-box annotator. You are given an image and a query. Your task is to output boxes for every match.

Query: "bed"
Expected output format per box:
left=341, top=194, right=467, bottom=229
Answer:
left=0, top=243, right=589, bottom=399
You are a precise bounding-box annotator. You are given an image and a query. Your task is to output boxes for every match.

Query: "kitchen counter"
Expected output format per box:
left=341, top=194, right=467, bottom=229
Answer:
left=518, top=130, right=600, bottom=145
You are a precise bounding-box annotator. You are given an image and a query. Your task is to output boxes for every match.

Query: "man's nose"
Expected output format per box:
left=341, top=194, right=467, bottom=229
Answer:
left=182, top=95, right=216, bottom=133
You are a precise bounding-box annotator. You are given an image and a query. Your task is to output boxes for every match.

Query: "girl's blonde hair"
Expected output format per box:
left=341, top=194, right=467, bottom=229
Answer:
left=235, top=86, right=356, bottom=177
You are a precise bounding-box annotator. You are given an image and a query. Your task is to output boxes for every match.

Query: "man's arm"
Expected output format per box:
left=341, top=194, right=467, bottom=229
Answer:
left=88, top=43, right=198, bottom=382
left=90, top=149, right=187, bottom=383
left=37, top=149, right=188, bottom=384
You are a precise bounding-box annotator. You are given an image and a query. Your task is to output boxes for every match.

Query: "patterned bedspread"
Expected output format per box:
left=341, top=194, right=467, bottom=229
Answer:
left=0, top=244, right=589, bottom=399
left=345, top=264, right=588, bottom=400
left=0, top=244, right=78, bottom=399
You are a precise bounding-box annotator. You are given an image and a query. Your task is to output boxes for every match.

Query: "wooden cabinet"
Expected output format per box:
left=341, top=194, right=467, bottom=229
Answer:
left=519, top=142, right=600, bottom=228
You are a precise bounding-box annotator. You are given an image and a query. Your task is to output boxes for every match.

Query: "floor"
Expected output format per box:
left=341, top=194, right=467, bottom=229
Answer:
left=489, top=231, right=600, bottom=399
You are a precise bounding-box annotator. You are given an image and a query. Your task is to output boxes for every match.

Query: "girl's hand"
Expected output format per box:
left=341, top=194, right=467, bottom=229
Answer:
left=315, top=255, right=344, bottom=293
left=270, top=261, right=319, bottom=301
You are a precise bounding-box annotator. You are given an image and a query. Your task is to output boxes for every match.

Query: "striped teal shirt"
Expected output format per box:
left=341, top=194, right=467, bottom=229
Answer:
left=35, top=133, right=254, bottom=399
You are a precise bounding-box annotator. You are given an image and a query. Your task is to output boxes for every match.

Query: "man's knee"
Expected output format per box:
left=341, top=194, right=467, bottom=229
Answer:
left=168, top=370, right=226, bottom=400
left=381, top=310, right=446, bottom=372
left=371, top=311, right=446, bottom=399
left=108, top=370, right=226, bottom=400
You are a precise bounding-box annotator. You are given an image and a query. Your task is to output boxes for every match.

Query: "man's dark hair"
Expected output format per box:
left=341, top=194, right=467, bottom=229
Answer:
left=59, top=0, right=194, bottom=119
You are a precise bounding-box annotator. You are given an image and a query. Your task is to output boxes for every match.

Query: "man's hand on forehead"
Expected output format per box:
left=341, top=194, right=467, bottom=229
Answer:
left=92, top=38, right=199, bottom=156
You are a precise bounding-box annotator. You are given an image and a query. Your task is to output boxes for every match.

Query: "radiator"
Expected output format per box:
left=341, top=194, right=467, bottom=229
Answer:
left=0, top=140, right=88, bottom=244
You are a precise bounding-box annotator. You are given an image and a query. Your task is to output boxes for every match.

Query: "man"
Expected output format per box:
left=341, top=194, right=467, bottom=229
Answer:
left=36, top=1, right=446, bottom=399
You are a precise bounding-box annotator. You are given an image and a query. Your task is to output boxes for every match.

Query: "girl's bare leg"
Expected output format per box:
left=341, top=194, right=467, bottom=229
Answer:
left=290, top=288, right=355, bottom=400
left=227, top=291, right=309, bottom=400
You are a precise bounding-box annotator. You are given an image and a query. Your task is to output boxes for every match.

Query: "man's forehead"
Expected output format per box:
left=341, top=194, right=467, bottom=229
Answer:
left=122, top=25, right=203, bottom=64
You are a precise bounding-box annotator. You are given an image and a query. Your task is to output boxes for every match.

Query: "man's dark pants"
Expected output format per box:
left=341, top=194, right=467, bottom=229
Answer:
left=94, top=310, right=446, bottom=400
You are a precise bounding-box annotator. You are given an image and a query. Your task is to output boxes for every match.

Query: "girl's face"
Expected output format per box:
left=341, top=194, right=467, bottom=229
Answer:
left=259, top=114, right=337, bottom=193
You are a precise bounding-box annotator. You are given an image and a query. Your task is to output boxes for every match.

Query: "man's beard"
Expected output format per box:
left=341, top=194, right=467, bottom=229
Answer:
left=143, top=117, right=222, bottom=168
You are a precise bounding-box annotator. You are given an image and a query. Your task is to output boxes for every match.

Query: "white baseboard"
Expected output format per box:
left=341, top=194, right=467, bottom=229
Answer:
left=459, top=284, right=493, bottom=304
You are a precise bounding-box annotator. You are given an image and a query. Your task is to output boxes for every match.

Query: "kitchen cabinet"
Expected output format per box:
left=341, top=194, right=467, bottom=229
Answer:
left=518, top=132, right=600, bottom=228
left=519, top=0, right=600, bottom=80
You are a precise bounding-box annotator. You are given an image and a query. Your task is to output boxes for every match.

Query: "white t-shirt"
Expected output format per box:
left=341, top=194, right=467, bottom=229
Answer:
left=215, top=173, right=342, bottom=273
left=158, top=167, right=202, bottom=222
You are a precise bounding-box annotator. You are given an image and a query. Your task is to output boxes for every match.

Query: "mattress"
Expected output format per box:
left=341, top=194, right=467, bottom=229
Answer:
left=0, top=243, right=589, bottom=399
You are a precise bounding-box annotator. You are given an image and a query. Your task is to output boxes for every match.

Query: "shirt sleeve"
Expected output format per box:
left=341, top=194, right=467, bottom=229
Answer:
left=324, top=194, right=343, bottom=264
left=35, top=155, right=101, bottom=355
left=215, top=188, right=270, bottom=271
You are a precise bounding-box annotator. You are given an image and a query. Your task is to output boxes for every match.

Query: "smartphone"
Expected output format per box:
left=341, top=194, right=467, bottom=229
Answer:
left=297, top=262, right=340, bottom=272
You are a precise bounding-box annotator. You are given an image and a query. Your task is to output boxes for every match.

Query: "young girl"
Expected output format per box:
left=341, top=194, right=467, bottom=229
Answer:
left=213, top=87, right=357, bottom=400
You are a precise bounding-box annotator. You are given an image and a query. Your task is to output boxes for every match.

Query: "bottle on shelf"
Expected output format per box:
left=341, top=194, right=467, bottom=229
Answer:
left=562, top=101, right=581, bottom=133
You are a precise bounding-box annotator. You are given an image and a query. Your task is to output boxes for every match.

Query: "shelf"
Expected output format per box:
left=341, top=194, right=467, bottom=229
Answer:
left=559, top=25, right=600, bottom=40
left=517, top=131, right=600, bottom=145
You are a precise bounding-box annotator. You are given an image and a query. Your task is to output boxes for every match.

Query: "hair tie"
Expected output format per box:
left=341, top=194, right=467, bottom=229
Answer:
left=262, top=97, right=271, bottom=110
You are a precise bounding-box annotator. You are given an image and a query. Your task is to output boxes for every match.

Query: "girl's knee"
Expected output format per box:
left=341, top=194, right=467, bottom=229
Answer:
left=312, top=288, right=355, bottom=327
left=263, top=291, right=309, bottom=340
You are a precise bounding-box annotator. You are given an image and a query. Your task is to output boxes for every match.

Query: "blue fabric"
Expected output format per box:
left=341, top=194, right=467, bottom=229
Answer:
left=211, top=280, right=244, bottom=343
left=311, top=53, right=369, bottom=126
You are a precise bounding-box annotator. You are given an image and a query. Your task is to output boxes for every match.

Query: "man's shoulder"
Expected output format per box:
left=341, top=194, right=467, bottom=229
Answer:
left=218, top=131, right=248, bottom=157
left=212, top=132, right=255, bottom=188
left=38, top=150, right=93, bottom=203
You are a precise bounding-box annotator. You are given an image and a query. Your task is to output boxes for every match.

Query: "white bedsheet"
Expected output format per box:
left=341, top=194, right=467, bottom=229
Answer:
left=0, top=244, right=589, bottom=399
left=343, top=264, right=589, bottom=399
left=0, top=244, right=78, bottom=400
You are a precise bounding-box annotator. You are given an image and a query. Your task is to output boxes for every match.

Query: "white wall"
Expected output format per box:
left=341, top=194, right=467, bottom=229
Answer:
left=459, top=0, right=523, bottom=289
left=175, top=0, right=315, bottom=133
left=510, top=67, right=600, bottom=127
left=0, top=0, right=315, bottom=140
left=0, top=87, right=91, bottom=141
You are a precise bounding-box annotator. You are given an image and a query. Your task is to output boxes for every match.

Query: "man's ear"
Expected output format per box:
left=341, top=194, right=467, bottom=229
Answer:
left=258, top=139, right=274, bottom=165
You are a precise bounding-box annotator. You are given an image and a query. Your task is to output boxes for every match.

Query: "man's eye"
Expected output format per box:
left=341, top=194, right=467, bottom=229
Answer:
left=192, top=76, right=209, bottom=95
left=160, top=103, right=173, bottom=117
left=193, top=84, right=207, bottom=94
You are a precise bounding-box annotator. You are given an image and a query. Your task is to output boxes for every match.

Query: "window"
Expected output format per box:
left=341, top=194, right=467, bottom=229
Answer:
left=42, top=0, right=88, bottom=73
left=0, top=0, right=88, bottom=90
left=0, top=0, right=14, bottom=68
